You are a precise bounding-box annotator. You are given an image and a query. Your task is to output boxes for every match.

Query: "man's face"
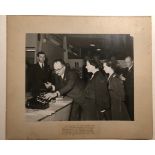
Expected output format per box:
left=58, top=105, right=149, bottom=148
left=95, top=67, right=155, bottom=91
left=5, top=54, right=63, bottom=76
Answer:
left=125, top=57, right=133, bottom=68
left=38, top=54, right=45, bottom=63
left=53, top=61, right=65, bottom=76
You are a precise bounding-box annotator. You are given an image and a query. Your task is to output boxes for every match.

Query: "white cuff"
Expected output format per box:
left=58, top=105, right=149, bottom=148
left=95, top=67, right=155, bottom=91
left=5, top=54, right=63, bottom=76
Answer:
left=56, top=91, right=60, bottom=97
left=51, top=85, right=55, bottom=91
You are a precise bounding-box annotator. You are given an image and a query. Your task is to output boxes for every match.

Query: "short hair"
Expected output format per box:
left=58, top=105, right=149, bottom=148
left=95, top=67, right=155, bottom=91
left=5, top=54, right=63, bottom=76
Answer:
left=125, top=56, right=133, bottom=61
left=52, top=59, right=66, bottom=66
left=37, top=51, right=46, bottom=57
left=103, top=60, right=117, bottom=72
left=85, top=57, right=101, bottom=69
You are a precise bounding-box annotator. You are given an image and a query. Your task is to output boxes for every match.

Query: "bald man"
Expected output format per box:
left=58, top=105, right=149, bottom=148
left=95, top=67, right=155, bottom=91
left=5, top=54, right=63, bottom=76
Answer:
left=44, top=59, right=85, bottom=120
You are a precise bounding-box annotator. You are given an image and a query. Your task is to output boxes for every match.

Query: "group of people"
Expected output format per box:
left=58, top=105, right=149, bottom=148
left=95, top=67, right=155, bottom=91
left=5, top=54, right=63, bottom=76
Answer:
left=27, top=51, right=134, bottom=121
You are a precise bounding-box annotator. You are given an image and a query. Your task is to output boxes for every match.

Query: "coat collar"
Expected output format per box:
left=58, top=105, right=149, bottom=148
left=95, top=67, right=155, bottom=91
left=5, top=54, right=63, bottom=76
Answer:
left=90, top=70, right=100, bottom=80
left=61, top=67, right=67, bottom=81
left=108, top=73, right=116, bottom=81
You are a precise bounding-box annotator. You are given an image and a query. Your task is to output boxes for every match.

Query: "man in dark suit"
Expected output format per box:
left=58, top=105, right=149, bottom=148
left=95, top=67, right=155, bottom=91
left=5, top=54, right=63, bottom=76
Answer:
left=44, top=59, right=85, bottom=120
left=31, top=51, right=52, bottom=97
left=120, top=56, right=134, bottom=120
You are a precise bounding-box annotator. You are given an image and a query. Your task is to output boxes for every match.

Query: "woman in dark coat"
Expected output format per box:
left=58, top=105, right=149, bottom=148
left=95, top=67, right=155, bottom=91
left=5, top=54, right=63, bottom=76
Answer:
left=103, top=60, right=130, bottom=120
left=80, top=58, right=110, bottom=120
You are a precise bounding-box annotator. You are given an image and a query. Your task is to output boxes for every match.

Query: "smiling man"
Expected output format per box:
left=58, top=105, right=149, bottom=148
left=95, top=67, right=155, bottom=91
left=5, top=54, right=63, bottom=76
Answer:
left=44, top=59, right=85, bottom=120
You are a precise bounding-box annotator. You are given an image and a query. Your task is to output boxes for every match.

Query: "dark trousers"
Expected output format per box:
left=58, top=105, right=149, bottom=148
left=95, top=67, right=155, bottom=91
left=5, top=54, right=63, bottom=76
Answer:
left=69, top=101, right=82, bottom=121
left=69, top=100, right=112, bottom=121
left=126, top=94, right=134, bottom=121
left=80, top=102, right=98, bottom=120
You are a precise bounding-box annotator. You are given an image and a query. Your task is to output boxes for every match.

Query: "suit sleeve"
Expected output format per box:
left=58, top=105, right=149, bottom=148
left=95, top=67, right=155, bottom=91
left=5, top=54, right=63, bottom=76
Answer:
left=58, top=71, right=77, bottom=96
left=31, top=65, right=39, bottom=96
left=94, top=76, right=110, bottom=110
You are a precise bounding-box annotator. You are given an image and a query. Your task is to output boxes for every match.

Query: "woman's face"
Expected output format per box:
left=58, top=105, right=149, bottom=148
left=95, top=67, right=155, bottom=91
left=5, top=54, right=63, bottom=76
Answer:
left=103, top=63, right=111, bottom=74
left=85, top=61, right=94, bottom=73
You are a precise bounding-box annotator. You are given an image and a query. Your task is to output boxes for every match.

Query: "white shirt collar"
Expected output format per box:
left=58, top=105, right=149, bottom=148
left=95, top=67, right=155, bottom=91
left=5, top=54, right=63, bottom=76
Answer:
left=39, top=62, right=44, bottom=68
left=128, top=65, right=133, bottom=71
left=61, top=73, right=64, bottom=79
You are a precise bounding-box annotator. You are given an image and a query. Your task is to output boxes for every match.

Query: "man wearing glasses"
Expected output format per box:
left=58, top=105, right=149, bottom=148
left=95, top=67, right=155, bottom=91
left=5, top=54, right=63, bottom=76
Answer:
left=44, top=59, right=85, bottom=120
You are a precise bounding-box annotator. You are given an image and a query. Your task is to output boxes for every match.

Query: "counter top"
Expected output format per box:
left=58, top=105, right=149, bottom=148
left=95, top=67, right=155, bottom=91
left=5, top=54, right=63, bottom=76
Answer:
left=26, top=96, right=73, bottom=121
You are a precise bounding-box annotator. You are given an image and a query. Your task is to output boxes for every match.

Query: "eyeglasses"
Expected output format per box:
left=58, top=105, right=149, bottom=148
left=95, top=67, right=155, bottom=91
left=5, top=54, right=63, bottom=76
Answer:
left=54, top=66, right=64, bottom=72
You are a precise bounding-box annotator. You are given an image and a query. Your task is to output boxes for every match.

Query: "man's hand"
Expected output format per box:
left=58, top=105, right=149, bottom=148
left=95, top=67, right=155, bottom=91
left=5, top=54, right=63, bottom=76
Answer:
left=45, top=82, right=52, bottom=89
left=44, top=92, right=57, bottom=100
left=45, top=82, right=55, bottom=91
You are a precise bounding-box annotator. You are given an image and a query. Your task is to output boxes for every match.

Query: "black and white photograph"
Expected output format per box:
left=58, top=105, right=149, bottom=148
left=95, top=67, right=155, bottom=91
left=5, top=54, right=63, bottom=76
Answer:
left=25, top=33, right=134, bottom=122
left=6, top=16, right=152, bottom=139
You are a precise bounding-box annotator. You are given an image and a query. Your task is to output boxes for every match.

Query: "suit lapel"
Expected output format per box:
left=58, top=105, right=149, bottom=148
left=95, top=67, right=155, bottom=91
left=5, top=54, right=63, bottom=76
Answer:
left=37, top=63, right=42, bottom=70
left=63, top=68, right=67, bottom=81
left=108, top=73, right=115, bottom=89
